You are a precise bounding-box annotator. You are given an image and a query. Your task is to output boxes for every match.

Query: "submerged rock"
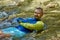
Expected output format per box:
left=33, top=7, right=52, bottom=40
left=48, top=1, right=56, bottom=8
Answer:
left=46, top=2, right=59, bottom=8
left=0, top=0, right=24, bottom=6
left=0, top=11, right=8, bottom=19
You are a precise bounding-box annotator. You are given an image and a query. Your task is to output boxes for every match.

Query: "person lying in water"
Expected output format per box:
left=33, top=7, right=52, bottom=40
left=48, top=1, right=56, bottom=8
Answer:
left=0, top=7, right=47, bottom=38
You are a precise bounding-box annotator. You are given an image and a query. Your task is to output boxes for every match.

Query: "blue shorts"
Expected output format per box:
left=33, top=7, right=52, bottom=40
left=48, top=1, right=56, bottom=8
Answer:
left=2, top=27, right=27, bottom=38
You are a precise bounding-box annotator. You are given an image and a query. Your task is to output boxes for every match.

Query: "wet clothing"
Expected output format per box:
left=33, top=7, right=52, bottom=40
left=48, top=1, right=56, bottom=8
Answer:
left=20, top=21, right=44, bottom=31
left=1, top=17, right=46, bottom=37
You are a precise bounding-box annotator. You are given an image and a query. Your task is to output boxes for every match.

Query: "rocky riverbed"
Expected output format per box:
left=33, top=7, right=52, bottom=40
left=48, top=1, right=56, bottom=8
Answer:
left=0, top=0, right=60, bottom=40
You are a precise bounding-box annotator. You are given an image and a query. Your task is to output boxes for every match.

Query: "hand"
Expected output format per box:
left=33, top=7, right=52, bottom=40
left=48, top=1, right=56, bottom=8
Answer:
left=0, top=31, right=11, bottom=38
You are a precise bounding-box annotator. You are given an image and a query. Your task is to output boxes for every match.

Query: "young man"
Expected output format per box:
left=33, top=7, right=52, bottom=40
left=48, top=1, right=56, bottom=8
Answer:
left=0, top=7, right=46, bottom=38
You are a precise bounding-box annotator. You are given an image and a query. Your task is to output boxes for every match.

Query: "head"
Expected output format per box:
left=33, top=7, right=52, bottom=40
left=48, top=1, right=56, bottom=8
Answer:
left=34, top=7, right=43, bottom=19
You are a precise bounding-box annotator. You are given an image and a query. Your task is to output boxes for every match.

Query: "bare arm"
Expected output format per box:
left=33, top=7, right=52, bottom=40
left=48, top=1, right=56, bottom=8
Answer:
left=0, top=31, right=11, bottom=38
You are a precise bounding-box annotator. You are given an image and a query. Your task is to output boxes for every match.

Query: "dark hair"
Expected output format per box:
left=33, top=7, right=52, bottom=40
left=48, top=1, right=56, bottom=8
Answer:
left=36, top=7, right=43, bottom=13
left=36, top=7, right=43, bottom=10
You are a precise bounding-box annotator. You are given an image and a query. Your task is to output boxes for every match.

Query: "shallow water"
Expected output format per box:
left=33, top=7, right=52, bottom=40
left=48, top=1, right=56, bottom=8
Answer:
left=0, top=11, right=60, bottom=40
left=0, top=0, right=60, bottom=39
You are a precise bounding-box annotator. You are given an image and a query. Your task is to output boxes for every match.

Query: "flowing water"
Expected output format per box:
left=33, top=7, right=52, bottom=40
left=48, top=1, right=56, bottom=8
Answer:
left=0, top=0, right=60, bottom=40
